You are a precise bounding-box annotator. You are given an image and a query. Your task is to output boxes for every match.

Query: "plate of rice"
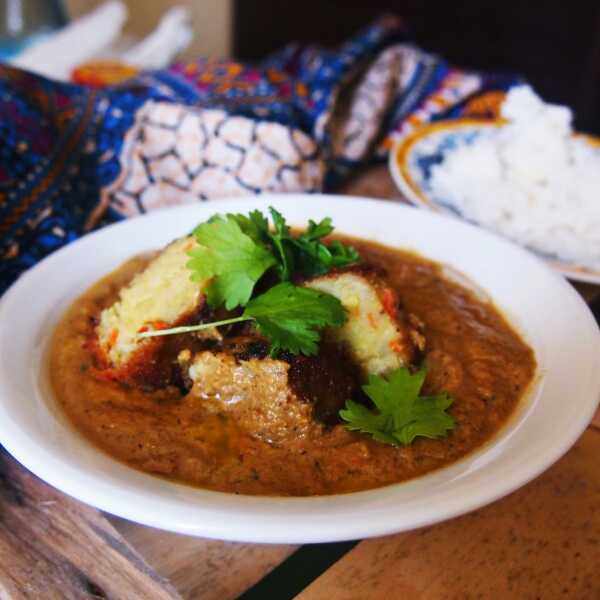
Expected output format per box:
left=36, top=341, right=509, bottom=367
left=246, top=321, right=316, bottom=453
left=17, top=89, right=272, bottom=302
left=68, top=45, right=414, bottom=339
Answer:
left=389, top=86, right=600, bottom=284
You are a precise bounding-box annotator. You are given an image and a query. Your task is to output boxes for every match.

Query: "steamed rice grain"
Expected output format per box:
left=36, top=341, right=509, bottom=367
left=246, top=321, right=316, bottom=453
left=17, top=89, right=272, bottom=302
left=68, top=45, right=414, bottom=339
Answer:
left=429, top=86, right=600, bottom=270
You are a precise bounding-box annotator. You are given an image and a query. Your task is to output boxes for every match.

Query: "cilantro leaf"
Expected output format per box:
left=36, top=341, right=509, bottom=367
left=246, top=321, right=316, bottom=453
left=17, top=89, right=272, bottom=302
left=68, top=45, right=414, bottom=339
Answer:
left=198, top=208, right=359, bottom=284
left=227, top=208, right=296, bottom=280
left=244, top=282, right=346, bottom=356
left=187, top=216, right=276, bottom=310
left=340, top=367, right=455, bottom=446
left=301, top=217, right=334, bottom=241
left=226, top=210, right=270, bottom=244
left=269, top=207, right=290, bottom=237
left=140, top=282, right=347, bottom=357
left=292, top=218, right=360, bottom=276
left=327, top=240, right=361, bottom=267
left=265, top=209, right=359, bottom=278
left=338, top=400, right=398, bottom=445
left=267, top=207, right=296, bottom=281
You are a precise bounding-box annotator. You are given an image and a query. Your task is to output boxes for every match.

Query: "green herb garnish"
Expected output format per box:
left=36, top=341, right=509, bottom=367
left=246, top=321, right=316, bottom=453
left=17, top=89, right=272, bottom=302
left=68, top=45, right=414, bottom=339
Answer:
left=292, top=217, right=361, bottom=276
left=226, top=208, right=359, bottom=281
left=139, top=282, right=346, bottom=356
left=187, top=215, right=277, bottom=310
left=242, top=282, right=346, bottom=355
left=187, top=208, right=358, bottom=311
left=340, top=367, right=455, bottom=446
left=142, top=209, right=357, bottom=356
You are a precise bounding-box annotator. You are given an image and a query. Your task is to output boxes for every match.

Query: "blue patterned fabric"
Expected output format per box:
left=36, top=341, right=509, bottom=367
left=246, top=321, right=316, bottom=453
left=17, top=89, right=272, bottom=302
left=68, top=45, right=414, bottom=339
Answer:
left=0, top=16, right=518, bottom=295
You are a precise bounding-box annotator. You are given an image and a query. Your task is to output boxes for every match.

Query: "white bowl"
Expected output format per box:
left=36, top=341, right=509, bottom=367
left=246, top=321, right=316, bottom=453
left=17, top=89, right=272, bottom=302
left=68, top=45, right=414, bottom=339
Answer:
left=388, top=119, right=600, bottom=284
left=0, top=194, right=598, bottom=543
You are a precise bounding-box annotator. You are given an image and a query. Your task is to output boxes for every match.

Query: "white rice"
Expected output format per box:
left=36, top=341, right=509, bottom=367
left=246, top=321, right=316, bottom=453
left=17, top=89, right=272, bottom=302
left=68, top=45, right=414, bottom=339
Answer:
left=429, top=85, right=600, bottom=270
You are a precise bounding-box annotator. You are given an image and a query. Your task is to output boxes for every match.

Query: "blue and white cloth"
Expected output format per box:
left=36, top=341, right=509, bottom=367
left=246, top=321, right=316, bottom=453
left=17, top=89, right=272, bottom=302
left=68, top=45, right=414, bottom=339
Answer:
left=0, top=16, right=518, bottom=294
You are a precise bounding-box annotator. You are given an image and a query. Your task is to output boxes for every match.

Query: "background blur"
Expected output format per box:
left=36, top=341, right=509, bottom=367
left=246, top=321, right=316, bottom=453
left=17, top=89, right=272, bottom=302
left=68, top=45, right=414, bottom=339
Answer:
left=39, top=1, right=600, bottom=135
left=66, top=0, right=232, bottom=56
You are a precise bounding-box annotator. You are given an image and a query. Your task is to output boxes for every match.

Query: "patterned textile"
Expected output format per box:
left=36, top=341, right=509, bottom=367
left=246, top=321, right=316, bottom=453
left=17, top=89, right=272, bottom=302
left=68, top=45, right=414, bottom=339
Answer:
left=0, top=16, right=519, bottom=294
left=103, top=102, right=323, bottom=218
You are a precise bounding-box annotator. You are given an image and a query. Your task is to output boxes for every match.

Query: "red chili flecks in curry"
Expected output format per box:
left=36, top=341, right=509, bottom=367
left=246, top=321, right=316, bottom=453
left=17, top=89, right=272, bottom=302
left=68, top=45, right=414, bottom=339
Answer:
left=382, top=287, right=397, bottom=319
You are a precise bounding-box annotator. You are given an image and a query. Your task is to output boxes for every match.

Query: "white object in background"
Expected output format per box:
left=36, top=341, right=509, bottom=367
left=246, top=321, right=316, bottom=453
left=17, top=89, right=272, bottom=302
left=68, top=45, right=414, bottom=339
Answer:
left=122, top=6, right=192, bottom=69
left=8, top=1, right=127, bottom=80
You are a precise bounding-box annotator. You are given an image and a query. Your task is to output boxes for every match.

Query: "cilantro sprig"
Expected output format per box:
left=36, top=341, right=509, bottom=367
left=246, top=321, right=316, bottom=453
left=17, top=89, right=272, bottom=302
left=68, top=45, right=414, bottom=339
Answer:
left=187, top=216, right=276, bottom=309
left=186, top=208, right=358, bottom=310
left=140, top=208, right=357, bottom=356
left=292, top=216, right=361, bottom=277
left=224, top=207, right=360, bottom=281
left=340, top=367, right=455, bottom=446
left=139, top=282, right=346, bottom=356
left=242, top=282, right=346, bottom=355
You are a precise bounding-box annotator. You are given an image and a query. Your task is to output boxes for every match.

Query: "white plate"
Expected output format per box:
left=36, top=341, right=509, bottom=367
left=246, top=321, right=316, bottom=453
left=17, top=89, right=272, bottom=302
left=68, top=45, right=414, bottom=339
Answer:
left=388, top=119, right=600, bottom=285
left=0, top=194, right=599, bottom=543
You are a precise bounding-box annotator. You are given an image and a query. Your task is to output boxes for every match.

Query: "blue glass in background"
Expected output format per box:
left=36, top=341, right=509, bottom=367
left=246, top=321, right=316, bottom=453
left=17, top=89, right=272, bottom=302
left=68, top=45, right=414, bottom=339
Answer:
left=0, top=0, right=67, bottom=59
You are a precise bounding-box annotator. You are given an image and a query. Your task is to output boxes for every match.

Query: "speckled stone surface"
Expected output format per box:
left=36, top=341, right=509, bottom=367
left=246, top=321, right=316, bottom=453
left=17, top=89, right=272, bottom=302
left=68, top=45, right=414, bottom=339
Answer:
left=298, top=428, right=600, bottom=599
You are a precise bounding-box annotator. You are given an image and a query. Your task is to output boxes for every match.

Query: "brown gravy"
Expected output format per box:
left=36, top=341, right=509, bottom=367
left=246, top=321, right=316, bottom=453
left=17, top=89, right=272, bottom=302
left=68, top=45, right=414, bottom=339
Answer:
left=49, top=237, right=536, bottom=496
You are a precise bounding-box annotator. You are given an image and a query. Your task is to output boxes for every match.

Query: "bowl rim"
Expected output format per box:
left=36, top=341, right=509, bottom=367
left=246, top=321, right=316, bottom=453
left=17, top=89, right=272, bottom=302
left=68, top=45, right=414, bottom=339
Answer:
left=388, top=118, right=600, bottom=284
left=0, top=194, right=599, bottom=543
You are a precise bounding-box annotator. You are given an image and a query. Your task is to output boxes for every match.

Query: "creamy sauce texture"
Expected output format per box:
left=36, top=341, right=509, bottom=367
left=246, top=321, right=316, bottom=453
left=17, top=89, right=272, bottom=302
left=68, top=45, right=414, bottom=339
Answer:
left=50, top=238, right=536, bottom=496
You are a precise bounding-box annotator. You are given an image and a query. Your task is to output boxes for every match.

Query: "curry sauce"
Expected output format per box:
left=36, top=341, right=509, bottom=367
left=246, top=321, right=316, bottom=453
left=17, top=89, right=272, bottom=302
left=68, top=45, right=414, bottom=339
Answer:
left=49, top=238, right=536, bottom=496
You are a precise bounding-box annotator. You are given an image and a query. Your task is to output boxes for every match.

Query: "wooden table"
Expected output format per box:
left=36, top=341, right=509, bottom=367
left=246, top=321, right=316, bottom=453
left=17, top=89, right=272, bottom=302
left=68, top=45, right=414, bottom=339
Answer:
left=1, top=166, right=599, bottom=599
